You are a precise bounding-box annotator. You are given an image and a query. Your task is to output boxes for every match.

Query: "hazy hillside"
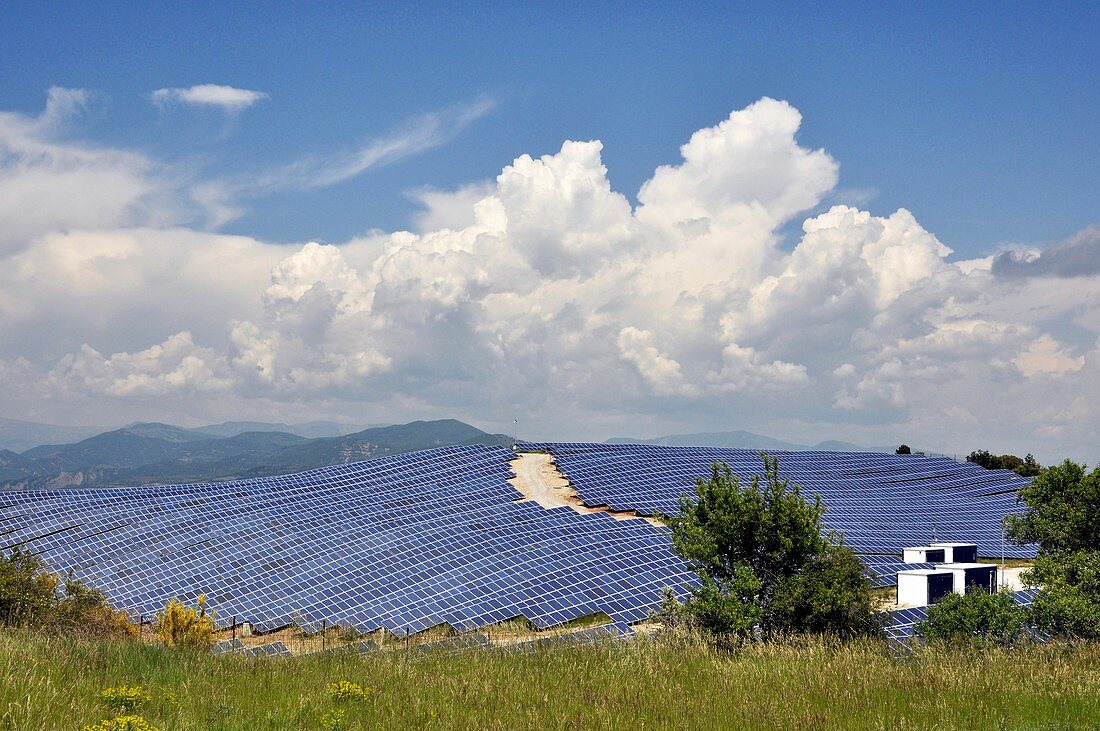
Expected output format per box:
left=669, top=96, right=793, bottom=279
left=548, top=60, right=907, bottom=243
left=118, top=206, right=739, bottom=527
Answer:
left=189, top=420, right=371, bottom=439
left=0, top=417, right=107, bottom=453
left=608, top=430, right=894, bottom=453
left=0, top=419, right=509, bottom=489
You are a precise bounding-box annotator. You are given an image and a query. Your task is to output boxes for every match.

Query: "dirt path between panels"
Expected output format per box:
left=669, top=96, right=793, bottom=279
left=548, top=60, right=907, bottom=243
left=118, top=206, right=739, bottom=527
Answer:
left=507, top=452, right=663, bottom=526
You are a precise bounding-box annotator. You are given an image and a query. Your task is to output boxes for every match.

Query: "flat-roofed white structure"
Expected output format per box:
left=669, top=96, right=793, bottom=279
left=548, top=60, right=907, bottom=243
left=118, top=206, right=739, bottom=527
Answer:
left=930, top=542, right=978, bottom=563
left=902, top=546, right=947, bottom=563
left=939, top=562, right=996, bottom=595
left=897, top=569, right=956, bottom=607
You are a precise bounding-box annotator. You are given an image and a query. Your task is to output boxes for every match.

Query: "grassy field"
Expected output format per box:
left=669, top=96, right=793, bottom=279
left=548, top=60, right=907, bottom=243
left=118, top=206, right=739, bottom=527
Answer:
left=2, top=630, right=1099, bottom=730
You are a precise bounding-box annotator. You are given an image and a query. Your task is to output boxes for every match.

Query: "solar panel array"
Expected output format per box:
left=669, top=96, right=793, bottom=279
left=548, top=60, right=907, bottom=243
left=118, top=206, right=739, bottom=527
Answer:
left=0, top=444, right=694, bottom=636
left=519, top=442, right=1037, bottom=579
left=1, top=441, right=1036, bottom=637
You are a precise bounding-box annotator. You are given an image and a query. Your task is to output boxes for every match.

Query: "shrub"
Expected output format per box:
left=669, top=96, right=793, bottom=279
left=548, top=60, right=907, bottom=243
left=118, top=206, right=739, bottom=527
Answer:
left=0, top=547, right=135, bottom=637
left=155, top=595, right=216, bottom=650
left=82, top=716, right=161, bottom=731
left=326, top=680, right=373, bottom=703
left=647, top=587, right=707, bottom=645
left=1026, top=551, right=1100, bottom=640
left=99, top=686, right=151, bottom=714
left=769, top=545, right=881, bottom=637
left=318, top=708, right=347, bottom=731
left=917, top=590, right=1029, bottom=647
left=53, top=576, right=138, bottom=638
left=0, top=547, right=60, bottom=627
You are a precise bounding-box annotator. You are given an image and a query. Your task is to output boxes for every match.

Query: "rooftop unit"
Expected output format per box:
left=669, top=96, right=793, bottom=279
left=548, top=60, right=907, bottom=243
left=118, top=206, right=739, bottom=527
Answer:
left=902, top=546, right=947, bottom=563
left=897, top=569, right=955, bottom=607
left=938, top=562, right=997, bottom=595
left=929, top=542, right=978, bottom=563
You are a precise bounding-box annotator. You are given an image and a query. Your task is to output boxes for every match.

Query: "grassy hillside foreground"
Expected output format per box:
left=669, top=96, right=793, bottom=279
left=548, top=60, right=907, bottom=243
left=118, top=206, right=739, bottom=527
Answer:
left=2, top=631, right=1099, bottom=730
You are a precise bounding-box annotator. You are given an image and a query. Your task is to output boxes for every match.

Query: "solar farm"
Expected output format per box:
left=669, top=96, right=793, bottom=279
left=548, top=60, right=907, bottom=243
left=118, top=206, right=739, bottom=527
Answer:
left=0, top=442, right=1036, bottom=642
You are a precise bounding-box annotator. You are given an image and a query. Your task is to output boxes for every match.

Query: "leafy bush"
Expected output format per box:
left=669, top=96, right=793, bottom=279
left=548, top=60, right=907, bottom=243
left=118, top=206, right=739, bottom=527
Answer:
left=0, top=547, right=135, bottom=637
left=318, top=708, right=347, bottom=731
left=325, top=680, right=373, bottom=703
left=1006, top=459, right=1100, bottom=639
left=82, top=716, right=161, bottom=731
left=154, top=596, right=215, bottom=650
left=917, top=590, right=1030, bottom=647
left=99, top=686, right=151, bottom=714
left=664, top=456, right=877, bottom=643
left=1026, top=551, right=1100, bottom=640
left=769, top=545, right=880, bottom=636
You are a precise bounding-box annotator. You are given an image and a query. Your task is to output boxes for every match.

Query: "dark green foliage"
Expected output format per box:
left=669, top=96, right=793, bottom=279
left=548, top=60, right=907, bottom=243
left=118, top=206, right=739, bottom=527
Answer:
left=0, top=547, right=58, bottom=626
left=1006, top=459, right=1100, bottom=639
left=967, top=449, right=1042, bottom=477
left=1025, top=551, right=1100, bottom=639
left=770, top=545, right=879, bottom=636
left=917, top=590, right=1029, bottom=647
left=665, top=456, right=876, bottom=642
left=895, top=444, right=911, bottom=455
left=1006, top=459, right=1100, bottom=553
left=0, top=547, right=134, bottom=636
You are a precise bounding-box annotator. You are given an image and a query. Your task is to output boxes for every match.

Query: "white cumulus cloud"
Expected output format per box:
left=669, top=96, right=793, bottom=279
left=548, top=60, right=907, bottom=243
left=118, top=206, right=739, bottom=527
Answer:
left=151, top=84, right=269, bottom=112
left=0, top=94, right=1097, bottom=461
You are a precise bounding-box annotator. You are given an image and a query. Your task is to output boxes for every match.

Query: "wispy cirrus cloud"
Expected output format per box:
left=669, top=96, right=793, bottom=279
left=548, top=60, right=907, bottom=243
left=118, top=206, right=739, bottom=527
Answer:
left=266, top=95, right=496, bottom=190
left=151, top=84, right=269, bottom=113
left=192, top=95, right=496, bottom=227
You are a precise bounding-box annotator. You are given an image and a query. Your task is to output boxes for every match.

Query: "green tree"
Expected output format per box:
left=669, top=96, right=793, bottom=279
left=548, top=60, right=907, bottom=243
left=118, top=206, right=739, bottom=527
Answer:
left=664, top=456, right=876, bottom=643
left=967, top=450, right=998, bottom=469
left=0, top=547, right=134, bottom=636
left=916, top=589, right=1029, bottom=647
left=1006, top=460, right=1100, bottom=553
left=895, top=444, right=912, bottom=455
left=1006, top=459, right=1100, bottom=639
left=0, top=547, right=59, bottom=626
left=1017, top=454, right=1042, bottom=477
left=967, top=449, right=1042, bottom=476
left=1027, top=551, right=1100, bottom=639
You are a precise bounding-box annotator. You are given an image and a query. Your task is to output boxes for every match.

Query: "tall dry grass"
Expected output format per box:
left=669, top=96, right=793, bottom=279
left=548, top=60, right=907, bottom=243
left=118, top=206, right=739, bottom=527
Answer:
left=1, top=629, right=1097, bottom=730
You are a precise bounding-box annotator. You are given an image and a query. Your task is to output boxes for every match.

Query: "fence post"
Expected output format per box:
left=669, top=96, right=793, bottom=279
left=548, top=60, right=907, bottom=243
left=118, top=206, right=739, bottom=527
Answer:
left=405, top=627, right=410, bottom=651
left=232, top=616, right=237, bottom=642
left=139, top=614, right=143, bottom=640
left=322, top=619, right=326, bottom=652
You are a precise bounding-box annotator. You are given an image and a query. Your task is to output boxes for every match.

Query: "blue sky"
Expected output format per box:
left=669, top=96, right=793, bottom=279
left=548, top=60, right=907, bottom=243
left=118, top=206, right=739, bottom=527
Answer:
left=0, top=3, right=1098, bottom=460
left=3, top=2, right=1096, bottom=250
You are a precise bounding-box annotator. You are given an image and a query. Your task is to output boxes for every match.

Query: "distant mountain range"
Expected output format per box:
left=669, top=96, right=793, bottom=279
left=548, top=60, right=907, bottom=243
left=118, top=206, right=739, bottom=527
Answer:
left=0, top=417, right=108, bottom=453
left=0, top=419, right=511, bottom=490
left=607, top=430, right=895, bottom=453
left=0, top=417, right=902, bottom=491
left=0, top=417, right=371, bottom=452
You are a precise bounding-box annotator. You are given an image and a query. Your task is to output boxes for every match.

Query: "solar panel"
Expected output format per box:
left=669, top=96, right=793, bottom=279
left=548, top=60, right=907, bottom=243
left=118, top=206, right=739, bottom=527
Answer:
left=519, top=442, right=1037, bottom=577
left=0, top=442, right=1036, bottom=639
left=0, top=445, right=695, bottom=636
left=242, top=641, right=292, bottom=657
left=507, top=621, right=635, bottom=653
